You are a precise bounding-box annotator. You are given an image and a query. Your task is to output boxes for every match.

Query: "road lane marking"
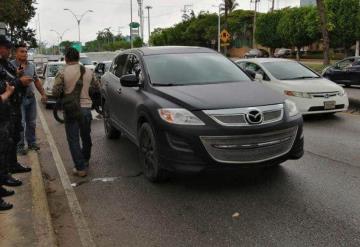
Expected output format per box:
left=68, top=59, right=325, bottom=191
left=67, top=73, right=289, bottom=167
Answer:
left=37, top=103, right=96, bottom=247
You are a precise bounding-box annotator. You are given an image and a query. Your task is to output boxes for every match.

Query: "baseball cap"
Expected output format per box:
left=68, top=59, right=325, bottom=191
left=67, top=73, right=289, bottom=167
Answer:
left=0, top=35, right=12, bottom=49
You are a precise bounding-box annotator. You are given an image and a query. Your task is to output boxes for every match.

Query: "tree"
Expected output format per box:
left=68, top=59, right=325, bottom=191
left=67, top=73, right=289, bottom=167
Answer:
left=255, top=11, right=283, bottom=56
left=221, top=0, right=239, bottom=14
left=277, top=7, right=320, bottom=60
left=316, top=0, right=330, bottom=65
left=326, top=0, right=359, bottom=56
left=0, top=0, right=37, bottom=46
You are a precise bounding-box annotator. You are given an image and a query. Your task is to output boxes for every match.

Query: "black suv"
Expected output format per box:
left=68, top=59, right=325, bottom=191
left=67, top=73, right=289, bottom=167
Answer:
left=101, top=46, right=304, bottom=182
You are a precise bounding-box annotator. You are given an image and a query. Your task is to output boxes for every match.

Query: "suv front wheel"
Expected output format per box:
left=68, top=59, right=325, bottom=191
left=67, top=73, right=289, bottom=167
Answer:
left=138, top=123, right=170, bottom=182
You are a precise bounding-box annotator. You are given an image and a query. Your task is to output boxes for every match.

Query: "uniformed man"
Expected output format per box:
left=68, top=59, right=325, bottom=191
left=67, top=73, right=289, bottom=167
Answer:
left=0, top=35, right=32, bottom=195
left=0, top=81, right=15, bottom=210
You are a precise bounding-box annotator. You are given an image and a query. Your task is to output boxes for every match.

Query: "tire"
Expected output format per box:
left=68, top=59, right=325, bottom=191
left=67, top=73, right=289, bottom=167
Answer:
left=103, top=102, right=120, bottom=139
left=138, top=123, right=170, bottom=183
left=53, top=101, right=65, bottom=124
left=344, top=83, right=351, bottom=88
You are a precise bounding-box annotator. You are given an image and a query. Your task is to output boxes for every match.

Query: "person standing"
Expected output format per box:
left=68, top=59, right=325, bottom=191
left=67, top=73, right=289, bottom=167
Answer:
left=53, top=48, right=99, bottom=177
left=0, top=35, right=33, bottom=210
left=11, top=43, right=47, bottom=155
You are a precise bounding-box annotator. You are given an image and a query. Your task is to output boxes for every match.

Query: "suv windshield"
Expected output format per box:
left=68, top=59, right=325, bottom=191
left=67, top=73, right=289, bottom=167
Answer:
left=47, top=64, right=64, bottom=77
left=144, top=53, right=251, bottom=86
left=80, top=57, right=93, bottom=65
left=262, top=61, right=320, bottom=80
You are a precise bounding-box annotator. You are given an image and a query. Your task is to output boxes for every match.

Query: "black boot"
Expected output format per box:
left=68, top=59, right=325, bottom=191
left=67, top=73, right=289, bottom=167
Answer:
left=9, top=162, right=31, bottom=174
left=0, top=174, right=22, bottom=187
left=0, top=197, right=13, bottom=211
left=0, top=186, right=15, bottom=197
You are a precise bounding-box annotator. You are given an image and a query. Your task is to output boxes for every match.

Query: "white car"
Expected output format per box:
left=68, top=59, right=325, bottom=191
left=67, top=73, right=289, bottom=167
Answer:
left=40, top=61, right=65, bottom=106
left=236, top=58, right=349, bottom=115
left=80, top=54, right=95, bottom=71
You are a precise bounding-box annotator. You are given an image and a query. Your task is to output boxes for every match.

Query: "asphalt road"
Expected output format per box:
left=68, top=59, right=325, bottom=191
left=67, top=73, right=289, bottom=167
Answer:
left=40, top=107, right=360, bottom=247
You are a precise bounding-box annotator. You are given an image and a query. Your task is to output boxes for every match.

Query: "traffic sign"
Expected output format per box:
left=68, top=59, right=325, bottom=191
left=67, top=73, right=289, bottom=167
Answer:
left=130, top=22, right=140, bottom=28
left=71, top=42, right=82, bottom=52
left=220, top=29, right=231, bottom=43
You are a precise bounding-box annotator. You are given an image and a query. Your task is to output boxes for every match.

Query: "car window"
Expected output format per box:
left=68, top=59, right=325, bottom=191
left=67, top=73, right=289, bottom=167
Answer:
left=47, top=64, right=64, bottom=77
left=236, top=62, right=247, bottom=69
left=245, top=62, right=270, bottom=81
left=262, top=61, right=320, bottom=80
left=113, top=54, right=128, bottom=78
left=144, top=53, right=251, bottom=86
left=79, top=57, right=92, bottom=66
left=123, top=54, right=142, bottom=79
left=336, top=58, right=355, bottom=70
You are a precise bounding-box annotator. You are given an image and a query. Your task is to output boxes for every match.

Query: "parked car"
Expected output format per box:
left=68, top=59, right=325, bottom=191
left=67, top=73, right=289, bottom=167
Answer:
left=322, top=56, right=360, bottom=87
left=244, top=48, right=269, bottom=58
left=40, top=62, right=65, bottom=106
left=94, top=61, right=112, bottom=81
left=80, top=54, right=96, bottom=71
left=236, top=58, right=349, bottom=115
left=101, top=46, right=304, bottom=182
left=274, top=48, right=292, bottom=58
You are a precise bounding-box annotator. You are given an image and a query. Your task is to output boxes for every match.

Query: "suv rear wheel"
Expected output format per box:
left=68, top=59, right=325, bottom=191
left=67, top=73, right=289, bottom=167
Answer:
left=103, top=102, right=121, bottom=139
left=138, top=123, right=170, bottom=182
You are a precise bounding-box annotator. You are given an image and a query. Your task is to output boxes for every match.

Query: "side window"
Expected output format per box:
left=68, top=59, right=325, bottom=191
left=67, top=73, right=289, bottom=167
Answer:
left=337, top=59, right=355, bottom=70
left=123, top=54, right=143, bottom=81
left=246, top=63, right=270, bottom=81
left=236, top=62, right=247, bottom=69
left=113, top=54, right=128, bottom=78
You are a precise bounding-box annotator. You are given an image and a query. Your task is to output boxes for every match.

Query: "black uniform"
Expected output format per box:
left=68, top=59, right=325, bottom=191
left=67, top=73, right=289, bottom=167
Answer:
left=0, top=58, right=26, bottom=171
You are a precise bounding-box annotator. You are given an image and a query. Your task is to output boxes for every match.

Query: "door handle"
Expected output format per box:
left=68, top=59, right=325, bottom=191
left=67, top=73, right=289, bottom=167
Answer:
left=116, top=88, right=122, bottom=94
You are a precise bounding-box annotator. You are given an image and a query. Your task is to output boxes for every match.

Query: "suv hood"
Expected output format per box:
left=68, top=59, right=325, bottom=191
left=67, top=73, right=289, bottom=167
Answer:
left=153, top=82, right=285, bottom=110
left=280, top=78, right=343, bottom=92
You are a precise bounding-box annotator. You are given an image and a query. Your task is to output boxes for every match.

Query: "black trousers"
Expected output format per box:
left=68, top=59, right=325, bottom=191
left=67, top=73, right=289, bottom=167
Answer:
left=8, top=112, right=22, bottom=167
left=0, top=120, right=13, bottom=176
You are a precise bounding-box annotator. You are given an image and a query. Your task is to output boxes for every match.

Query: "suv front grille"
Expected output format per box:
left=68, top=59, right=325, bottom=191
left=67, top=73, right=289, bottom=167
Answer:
left=204, top=104, right=284, bottom=126
left=200, top=126, right=298, bottom=164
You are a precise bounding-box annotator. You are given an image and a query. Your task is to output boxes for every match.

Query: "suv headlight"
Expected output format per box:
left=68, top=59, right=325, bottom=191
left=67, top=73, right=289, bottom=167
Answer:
left=285, top=99, right=299, bottom=117
left=284, top=90, right=311, bottom=98
left=158, top=108, right=205, bottom=125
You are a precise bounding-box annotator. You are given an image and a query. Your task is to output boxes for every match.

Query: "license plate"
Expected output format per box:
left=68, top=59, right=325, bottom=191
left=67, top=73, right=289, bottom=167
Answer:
left=324, top=101, right=336, bottom=110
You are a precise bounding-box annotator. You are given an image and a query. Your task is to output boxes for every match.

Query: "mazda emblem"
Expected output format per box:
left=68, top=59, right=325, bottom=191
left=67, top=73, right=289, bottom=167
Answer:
left=246, top=109, right=263, bottom=124
left=324, top=94, right=329, bottom=99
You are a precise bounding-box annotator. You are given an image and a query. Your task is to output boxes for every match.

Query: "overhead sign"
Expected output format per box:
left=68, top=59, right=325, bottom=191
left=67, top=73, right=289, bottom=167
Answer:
left=220, top=29, right=231, bottom=43
left=130, top=22, right=140, bottom=28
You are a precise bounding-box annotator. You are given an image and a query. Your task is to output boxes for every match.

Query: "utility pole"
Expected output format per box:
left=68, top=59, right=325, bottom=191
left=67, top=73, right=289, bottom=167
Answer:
left=271, top=0, right=275, bottom=12
left=145, top=6, right=152, bottom=46
left=137, top=0, right=144, bottom=40
left=251, top=0, right=260, bottom=48
left=38, top=14, right=42, bottom=54
left=130, top=0, right=133, bottom=48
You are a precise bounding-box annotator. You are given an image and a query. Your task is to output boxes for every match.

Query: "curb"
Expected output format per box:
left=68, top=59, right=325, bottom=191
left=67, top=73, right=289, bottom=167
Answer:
left=29, top=150, right=57, bottom=247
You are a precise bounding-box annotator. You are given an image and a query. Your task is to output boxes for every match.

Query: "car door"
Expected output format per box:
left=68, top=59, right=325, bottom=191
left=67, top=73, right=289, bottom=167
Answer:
left=117, top=53, right=145, bottom=138
left=349, top=58, right=360, bottom=83
left=330, top=58, right=355, bottom=82
left=106, top=54, right=128, bottom=126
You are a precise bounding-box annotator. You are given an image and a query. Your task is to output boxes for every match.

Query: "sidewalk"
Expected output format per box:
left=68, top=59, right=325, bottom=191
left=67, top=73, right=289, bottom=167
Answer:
left=0, top=137, right=56, bottom=246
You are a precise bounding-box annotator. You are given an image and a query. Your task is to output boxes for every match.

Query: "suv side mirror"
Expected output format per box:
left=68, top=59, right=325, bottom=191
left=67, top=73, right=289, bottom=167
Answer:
left=120, top=74, right=140, bottom=87
left=255, top=73, right=263, bottom=82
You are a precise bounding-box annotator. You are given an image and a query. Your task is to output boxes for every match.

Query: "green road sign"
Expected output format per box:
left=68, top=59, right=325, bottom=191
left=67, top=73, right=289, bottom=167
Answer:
left=71, top=42, right=82, bottom=52
left=130, top=22, right=140, bottom=28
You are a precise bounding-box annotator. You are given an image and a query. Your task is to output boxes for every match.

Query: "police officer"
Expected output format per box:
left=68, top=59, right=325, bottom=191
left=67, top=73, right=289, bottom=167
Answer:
left=0, top=35, right=32, bottom=205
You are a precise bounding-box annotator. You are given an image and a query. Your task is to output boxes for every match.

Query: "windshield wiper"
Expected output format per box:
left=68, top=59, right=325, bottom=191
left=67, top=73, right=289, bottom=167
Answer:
left=282, top=76, right=319, bottom=80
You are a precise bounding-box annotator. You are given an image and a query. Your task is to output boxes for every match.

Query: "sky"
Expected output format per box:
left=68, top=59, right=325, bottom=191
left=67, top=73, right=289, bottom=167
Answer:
left=29, top=0, right=299, bottom=46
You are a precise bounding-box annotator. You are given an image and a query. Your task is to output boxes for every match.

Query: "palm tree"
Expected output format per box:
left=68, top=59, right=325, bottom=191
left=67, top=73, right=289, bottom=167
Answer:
left=316, top=0, right=330, bottom=65
left=221, top=0, right=239, bottom=14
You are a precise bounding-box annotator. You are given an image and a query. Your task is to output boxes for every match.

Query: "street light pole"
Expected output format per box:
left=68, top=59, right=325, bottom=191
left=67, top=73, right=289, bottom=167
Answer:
left=213, top=4, right=224, bottom=53
left=251, top=0, right=260, bottom=48
left=63, top=9, right=93, bottom=44
left=145, top=6, right=152, bottom=46
left=356, top=0, right=360, bottom=56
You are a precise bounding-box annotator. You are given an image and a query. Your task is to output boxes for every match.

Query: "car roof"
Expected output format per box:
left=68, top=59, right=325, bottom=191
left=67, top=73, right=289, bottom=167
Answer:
left=236, top=58, right=294, bottom=64
left=127, top=46, right=216, bottom=56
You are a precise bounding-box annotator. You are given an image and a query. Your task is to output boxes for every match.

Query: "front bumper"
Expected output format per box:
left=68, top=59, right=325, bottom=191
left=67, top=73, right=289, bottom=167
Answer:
left=287, top=95, right=349, bottom=115
left=154, top=115, right=304, bottom=173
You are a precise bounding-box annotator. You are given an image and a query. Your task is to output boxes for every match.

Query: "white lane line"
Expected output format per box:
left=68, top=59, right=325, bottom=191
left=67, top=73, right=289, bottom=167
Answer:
left=37, top=103, right=96, bottom=247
